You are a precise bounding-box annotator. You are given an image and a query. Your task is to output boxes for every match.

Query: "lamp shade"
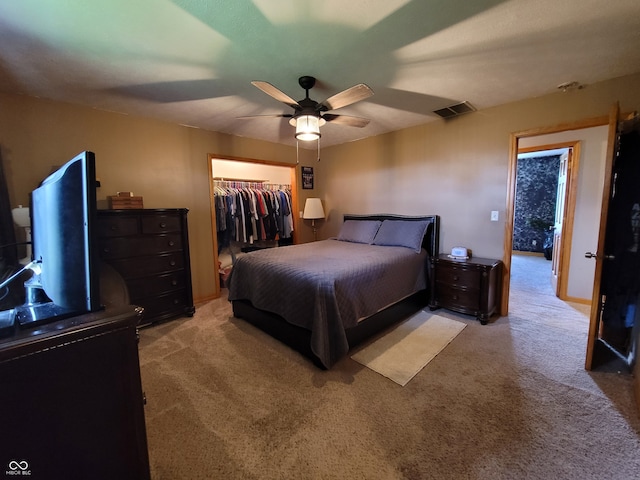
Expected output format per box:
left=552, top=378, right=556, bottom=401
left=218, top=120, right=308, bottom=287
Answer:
left=303, top=198, right=325, bottom=220
left=295, top=115, right=321, bottom=141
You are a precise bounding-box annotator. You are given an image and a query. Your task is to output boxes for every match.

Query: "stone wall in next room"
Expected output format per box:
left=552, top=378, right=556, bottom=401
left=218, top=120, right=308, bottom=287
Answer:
left=513, top=155, right=560, bottom=254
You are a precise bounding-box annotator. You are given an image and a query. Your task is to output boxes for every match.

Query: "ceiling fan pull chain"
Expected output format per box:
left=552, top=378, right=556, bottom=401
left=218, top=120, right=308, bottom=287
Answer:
left=296, top=140, right=299, bottom=164
left=317, top=137, right=320, bottom=162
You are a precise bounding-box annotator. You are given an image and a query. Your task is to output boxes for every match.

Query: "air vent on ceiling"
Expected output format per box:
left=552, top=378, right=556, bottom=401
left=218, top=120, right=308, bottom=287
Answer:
left=433, top=101, right=476, bottom=119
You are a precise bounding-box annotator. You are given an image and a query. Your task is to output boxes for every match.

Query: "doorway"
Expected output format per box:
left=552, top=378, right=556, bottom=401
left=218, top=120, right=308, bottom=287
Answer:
left=502, top=120, right=610, bottom=316
left=513, top=145, right=574, bottom=301
left=208, top=155, right=298, bottom=298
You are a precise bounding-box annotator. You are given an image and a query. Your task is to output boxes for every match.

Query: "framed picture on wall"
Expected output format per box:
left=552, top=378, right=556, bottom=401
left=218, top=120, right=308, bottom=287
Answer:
left=302, top=166, right=314, bottom=189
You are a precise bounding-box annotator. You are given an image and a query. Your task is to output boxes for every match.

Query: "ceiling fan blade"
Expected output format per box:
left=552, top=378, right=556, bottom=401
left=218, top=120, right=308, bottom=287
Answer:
left=237, top=113, right=293, bottom=120
left=322, top=114, right=370, bottom=128
left=322, top=84, right=374, bottom=111
left=251, top=81, right=300, bottom=108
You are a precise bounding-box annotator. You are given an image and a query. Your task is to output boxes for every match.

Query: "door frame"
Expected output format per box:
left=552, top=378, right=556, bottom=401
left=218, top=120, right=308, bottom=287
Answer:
left=501, top=115, right=609, bottom=315
left=515, top=143, right=579, bottom=300
left=207, top=154, right=299, bottom=299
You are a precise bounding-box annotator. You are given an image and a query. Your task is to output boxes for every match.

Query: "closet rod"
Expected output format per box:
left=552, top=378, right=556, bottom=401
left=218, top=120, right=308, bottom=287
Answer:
left=213, top=176, right=268, bottom=183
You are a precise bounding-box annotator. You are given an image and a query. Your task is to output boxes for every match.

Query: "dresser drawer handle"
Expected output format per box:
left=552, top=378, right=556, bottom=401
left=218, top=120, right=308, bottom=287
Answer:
left=453, top=294, right=459, bottom=300
left=173, top=299, right=179, bottom=305
left=160, top=222, right=167, bottom=228
left=103, top=248, right=110, bottom=254
left=453, top=275, right=459, bottom=281
left=169, top=260, right=176, bottom=266
left=171, top=279, right=178, bottom=286
left=110, top=225, right=117, bottom=231
left=168, top=240, right=175, bottom=247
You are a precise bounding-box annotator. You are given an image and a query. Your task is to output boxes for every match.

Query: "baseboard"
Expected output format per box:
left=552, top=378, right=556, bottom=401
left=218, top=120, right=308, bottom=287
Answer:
left=195, top=293, right=220, bottom=305
left=564, top=296, right=592, bottom=305
left=512, top=251, right=545, bottom=257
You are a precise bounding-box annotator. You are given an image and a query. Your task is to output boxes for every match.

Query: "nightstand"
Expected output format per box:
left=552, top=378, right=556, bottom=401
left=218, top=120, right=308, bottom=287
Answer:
left=429, top=254, right=502, bottom=324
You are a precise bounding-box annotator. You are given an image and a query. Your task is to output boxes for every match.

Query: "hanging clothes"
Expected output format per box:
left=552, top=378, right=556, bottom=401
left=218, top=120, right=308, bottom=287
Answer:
left=213, top=180, right=293, bottom=250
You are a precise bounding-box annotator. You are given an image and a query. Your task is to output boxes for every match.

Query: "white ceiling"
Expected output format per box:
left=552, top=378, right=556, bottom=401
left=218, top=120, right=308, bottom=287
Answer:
left=1, top=0, right=639, bottom=148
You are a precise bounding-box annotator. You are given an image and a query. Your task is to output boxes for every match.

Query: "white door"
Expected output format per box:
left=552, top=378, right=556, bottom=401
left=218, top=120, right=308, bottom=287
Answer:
left=551, top=151, right=569, bottom=295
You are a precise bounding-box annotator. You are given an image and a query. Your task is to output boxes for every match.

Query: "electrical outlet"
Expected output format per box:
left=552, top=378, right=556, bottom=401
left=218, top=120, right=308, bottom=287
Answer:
left=491, top=210, right=499, bottom=221
left=532, top=240, right=537, bottom=246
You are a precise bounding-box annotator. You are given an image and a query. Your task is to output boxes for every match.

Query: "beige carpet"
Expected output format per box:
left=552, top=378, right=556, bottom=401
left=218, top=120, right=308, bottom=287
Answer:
left=137, top=254, right=640, bottom=479
left=351, top=312, right=466, bottom=386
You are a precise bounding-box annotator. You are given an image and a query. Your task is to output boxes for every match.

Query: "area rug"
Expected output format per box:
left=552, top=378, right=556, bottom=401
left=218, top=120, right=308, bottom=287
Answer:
left=351, top=312, right=467, bottom=386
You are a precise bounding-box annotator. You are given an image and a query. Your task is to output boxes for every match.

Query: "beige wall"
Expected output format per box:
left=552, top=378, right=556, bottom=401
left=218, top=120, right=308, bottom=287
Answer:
left=2, top=72, right=640, bottom=305
left=318, top=73, right=640, bottom=266
left=0, top=94, right=301, bottom=303
left=211, top=158, right=292, bottom=185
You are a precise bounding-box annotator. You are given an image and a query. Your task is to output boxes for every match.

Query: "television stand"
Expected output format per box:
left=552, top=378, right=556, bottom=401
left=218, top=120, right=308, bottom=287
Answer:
left=13, top=301, right=85, bottom=327
left=0, top=305, right=151, bottom=479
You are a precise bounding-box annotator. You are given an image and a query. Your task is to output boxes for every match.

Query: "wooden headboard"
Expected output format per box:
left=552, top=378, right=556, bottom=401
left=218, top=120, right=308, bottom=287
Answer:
left=342, top=214, right=440, bottom=258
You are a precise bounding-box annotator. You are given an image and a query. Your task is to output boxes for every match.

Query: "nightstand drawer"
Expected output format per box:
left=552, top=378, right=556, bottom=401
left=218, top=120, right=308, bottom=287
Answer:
left=434, top=285, right=480, bottom=311
left=436, top=264, right=481, bottom=288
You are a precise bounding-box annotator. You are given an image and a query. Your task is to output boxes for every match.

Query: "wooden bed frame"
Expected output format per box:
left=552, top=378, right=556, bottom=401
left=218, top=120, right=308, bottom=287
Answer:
left=231, top=214, right=440, bottom=369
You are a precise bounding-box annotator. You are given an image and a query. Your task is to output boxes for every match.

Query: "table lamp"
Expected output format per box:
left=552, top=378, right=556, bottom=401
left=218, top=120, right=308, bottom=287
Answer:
left=303, top=198, right=325, bottom=241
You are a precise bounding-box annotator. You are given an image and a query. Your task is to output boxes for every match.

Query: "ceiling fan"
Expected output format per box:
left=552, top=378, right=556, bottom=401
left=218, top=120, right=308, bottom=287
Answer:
left=240, top=75, right=374, bottom=141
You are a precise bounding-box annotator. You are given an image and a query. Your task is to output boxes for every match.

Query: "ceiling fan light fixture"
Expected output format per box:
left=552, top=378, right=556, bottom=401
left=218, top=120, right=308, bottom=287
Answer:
left=294, top=115, right=323, bottom=141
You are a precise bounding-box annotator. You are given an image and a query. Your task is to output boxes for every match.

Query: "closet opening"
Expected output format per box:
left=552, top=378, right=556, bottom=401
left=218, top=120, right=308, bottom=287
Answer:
left=208, top=155, right=298, bottom=298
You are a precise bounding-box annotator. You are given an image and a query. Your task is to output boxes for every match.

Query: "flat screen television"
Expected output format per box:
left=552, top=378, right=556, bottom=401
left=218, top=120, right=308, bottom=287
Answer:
left=13, top=151, right=102, bottom=326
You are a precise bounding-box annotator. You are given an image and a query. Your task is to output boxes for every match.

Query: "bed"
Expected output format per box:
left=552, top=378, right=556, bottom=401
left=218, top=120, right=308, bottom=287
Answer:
left=228, top=214, right=440, bottom=369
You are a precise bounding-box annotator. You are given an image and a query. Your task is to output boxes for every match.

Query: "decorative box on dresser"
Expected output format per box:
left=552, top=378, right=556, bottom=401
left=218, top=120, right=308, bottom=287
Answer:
left=97, top=208, right=195, bottom=326
left=0, top=306, right=151, bottom=480
left=429, top=254, right=502, bottom=324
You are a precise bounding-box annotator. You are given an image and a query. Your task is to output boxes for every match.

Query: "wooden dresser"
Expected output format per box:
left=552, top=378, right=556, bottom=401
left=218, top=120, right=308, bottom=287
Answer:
left=0, top=306, right=150, bottom=480
left=429, top=254, right=502, bottom=324
left=97, top=208, right=195, bottom=326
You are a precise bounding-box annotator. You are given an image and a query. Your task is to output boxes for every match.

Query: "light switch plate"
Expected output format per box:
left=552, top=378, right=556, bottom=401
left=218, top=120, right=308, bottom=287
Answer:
left=491, top=210, right=499, bottom=221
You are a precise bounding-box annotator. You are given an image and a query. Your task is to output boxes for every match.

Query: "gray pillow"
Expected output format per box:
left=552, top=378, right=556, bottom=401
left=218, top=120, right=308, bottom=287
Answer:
left=372, top=220, right=429, bottom=253
left=337, top=220, right=382, bottom=244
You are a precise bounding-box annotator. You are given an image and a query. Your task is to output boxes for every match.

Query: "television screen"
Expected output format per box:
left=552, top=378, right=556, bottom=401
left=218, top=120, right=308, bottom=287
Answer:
left=14, top=151, right=102, bottom=326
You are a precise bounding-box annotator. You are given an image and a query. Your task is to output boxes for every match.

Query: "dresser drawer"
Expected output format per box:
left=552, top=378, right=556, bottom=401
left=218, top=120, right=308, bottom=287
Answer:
left=96, top=216, right=140, bottom=238
left=107, top=253, right=185, bottom=278
left=134, top=291, right=189, bottom=319
left=141, top=215, right=182, bottom=234
left=127, top=272, right=187, bottom=298
left=436, top=263, right=481, bottom=288
left=99, top=233, right=183, bottom=259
